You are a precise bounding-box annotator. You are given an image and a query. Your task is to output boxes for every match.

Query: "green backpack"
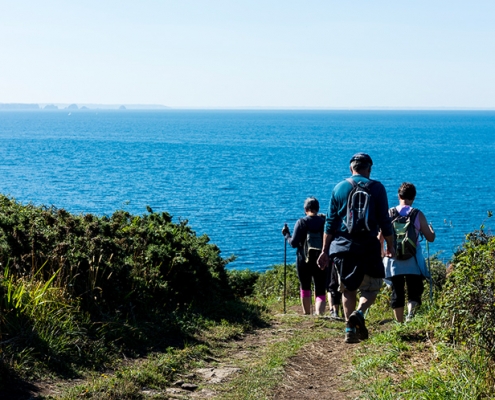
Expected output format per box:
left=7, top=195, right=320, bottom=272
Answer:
left=389, top=208, right=420, bottom=260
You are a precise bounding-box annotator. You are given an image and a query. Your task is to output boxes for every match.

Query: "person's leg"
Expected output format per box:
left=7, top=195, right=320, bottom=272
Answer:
left=348, top=239, right=384, bottom=339
left=405, top=274, right=424, bottom=320
left=342, top=288, right=359, bottom=343
left=348, top=275, right=382, bottom=340
left=297, top=262, right=312, bottom=315
left=390, top=275, right=406, bottom=323
left=356, top=276, right=381, bottom=314
left=342, top=288, right=357, bottom=321
left=394, top=307, right=405, bottom=323
left=315, top=295, right=326, bottom=315
left=301, top=293, right=311, bottom=315
left=334, top=253, right=364, bottom=343
left=327, top=263, right=342, bottom=317
left=328, top=293, right=341, bottom=316
left=313, top=263, right=327, bottom=315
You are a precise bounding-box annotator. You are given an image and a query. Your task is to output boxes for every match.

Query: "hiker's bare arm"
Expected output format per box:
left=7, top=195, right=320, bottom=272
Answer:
left=383, top=234, right=395, bottom=258
left=418, top=211, right=435, bottom=242
left=378, top=231, right=386, bottom=257
left=317, top=233, right=333, bottom=270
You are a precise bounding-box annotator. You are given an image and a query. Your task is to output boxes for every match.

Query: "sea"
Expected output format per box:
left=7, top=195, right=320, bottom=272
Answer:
left=1, top=110, right=494, bottom=271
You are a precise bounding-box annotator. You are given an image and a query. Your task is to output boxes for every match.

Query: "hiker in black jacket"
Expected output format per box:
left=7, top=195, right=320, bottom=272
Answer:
left=282, top=197, right=326, bottom=315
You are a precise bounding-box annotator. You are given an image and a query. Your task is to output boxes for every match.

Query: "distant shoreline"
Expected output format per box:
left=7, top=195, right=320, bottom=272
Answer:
left=0, top=103, right=494, bottom=111
left=0, top=103, right=170, bottom=111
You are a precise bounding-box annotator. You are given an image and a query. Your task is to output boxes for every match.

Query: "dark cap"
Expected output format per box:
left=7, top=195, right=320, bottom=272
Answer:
left=349, top=152, right=373, bottom=166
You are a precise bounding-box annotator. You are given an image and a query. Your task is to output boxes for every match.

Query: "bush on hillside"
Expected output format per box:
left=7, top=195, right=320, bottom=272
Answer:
left=0, top=196, right=244, bottom=378
left=0, top=195, right=233, bottom=319
left=227, top=268, right=260, bottom=298
left=254, top=263, right=299, bottom=301
left=428, top=254, right=447, bottom=293
left=440, top=229, right=495, bottom=360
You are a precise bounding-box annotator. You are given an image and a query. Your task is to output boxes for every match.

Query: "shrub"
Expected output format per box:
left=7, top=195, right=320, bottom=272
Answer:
left=253, top=263, right=299, bottom=301
left=227, top=268, right=260, bottom=298
left=439, top=229, right=495, bottom=359
left=0, top=195, right=233, bottom=319
left=428, top=254, right=447, bottom=293
left=0, top=195, right=241, bottom=378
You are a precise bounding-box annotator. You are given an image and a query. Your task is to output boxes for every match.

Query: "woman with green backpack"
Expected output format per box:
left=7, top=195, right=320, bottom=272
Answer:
left=382, top=182, right=435, bottom=323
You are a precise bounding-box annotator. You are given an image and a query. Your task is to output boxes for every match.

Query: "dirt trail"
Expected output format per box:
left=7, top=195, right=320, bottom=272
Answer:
left=22, top=307, right=362, bottom=399
left=271, top=336, right=360, bottom=399
left=170, top=307, right=362, bottom=399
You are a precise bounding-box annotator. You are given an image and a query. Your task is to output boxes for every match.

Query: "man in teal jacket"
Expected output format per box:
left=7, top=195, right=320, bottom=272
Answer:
left=318, top=153, right=395, bottom=343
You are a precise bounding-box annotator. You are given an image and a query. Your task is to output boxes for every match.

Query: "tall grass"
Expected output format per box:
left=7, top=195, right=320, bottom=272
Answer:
left=1, top=263, right=93, bottom=378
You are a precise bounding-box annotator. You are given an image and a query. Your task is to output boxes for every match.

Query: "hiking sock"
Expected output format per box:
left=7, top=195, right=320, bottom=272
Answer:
left=344, top=326, right=359, bottom=343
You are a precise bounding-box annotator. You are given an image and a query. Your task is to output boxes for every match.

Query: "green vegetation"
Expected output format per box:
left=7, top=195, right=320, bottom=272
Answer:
left=1, top=195, right=495, bottom=399
left=351, top=225, right=495, bottom=399
left=0, top=195, right=265, bottom=398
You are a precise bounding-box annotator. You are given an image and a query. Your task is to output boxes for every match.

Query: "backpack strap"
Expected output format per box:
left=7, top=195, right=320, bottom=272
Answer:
left=389, top=207, right=399, bottom=220
left=408, top=207, right=419, bottom=220
left=346, top=177, right=375, bottom=189
left=346, top=177, right=357, bottom=188
left=408, top=208, right=422, bottom=240
left=300, top=217, right=309, bottom=247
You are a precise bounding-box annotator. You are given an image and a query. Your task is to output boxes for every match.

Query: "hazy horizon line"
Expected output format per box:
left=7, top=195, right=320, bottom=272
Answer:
left=1, top=102, right=494, bottom=111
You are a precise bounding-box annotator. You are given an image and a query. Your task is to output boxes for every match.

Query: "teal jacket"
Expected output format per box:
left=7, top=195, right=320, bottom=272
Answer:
left=324, top=175, right=393, bottom=240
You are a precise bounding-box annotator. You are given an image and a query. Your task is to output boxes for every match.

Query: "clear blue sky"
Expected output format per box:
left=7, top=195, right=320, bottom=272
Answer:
left=1, top=1, right=494, bottom=108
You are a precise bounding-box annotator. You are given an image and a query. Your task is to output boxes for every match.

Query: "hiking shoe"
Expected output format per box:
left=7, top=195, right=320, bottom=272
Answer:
left=349, top=310, right=369, bottom=340
left=406, top=313, right=414, bottom=322
left=330, top=311, right=344, bottom=321
left=344, top=328, right=359, bottom=344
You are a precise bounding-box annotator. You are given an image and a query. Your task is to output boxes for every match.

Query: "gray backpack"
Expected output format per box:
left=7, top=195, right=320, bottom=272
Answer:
left=302, top=218, right=324, bottom=263
left=345, top=178, right=374, bottom=235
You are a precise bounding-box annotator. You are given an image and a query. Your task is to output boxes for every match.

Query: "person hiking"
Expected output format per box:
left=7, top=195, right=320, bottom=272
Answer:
left=327, top=262, right=343, bottom=320
left=317, top=153, right=395, bottom=343
left=382, top=182, right=436, bottom=323
left=282, top=197, right=327, bottom=315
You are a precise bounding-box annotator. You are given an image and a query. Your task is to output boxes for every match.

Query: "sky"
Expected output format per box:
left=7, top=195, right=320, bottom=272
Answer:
left=1, top=1, right=494, bottom=109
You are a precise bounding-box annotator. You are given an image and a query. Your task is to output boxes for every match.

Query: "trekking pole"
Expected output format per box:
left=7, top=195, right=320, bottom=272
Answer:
left=283, top=224, right=288, bottom=314
left=426, top=241, right=433, bottom=304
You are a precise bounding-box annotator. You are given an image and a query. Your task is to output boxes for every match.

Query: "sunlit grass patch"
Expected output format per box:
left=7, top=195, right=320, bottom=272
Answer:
left=353, top=309, right=495, bottom=399
left=215, top=318, right=339, bottom=400
left=1, top=265, right=93, bottom=378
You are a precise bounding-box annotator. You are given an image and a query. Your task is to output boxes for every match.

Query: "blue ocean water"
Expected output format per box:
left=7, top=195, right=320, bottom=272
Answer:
left=1, top=110, right=494, bottom=271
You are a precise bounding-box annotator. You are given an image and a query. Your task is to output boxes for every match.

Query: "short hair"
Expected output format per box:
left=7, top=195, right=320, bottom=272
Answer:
left=398, top=182, right=416, bottom=200
left=351, top=161, right=371, bottom=172
left=304, top=197, right=319, bottom=212
left=350, top=153, right=373, bottom=172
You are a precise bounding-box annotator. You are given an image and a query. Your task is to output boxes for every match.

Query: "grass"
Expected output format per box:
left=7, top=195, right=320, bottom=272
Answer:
left=214, top=315, right=342, bottom=400
left=351, top=300, right=495, bottom=399
left=2, top=204, right=495, bottom=399
left=58, top=345, right=210, bottom=400
left=347, top=228, right=495, bottom=399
